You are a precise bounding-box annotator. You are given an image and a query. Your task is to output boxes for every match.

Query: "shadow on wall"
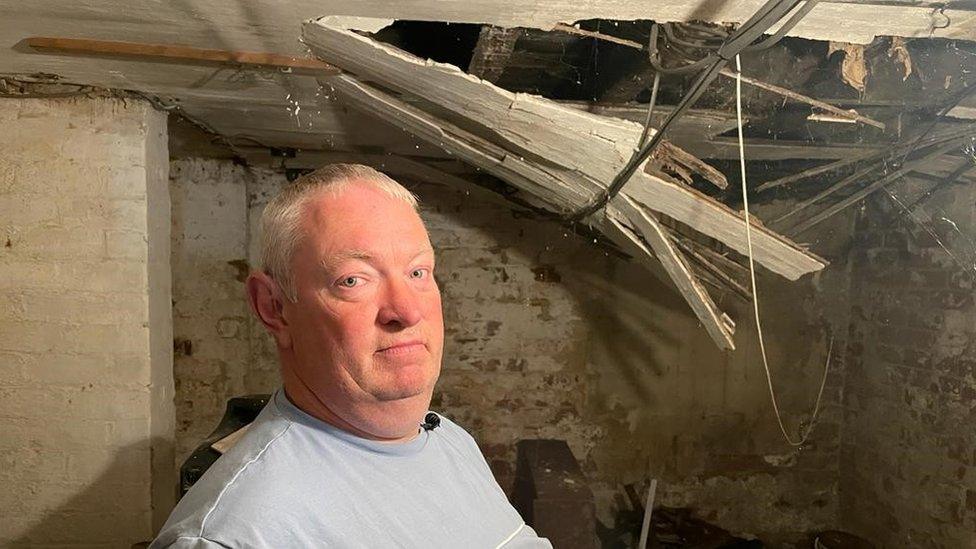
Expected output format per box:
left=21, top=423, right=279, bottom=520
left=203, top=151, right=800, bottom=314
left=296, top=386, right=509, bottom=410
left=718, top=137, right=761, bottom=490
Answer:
left=9, top=439, right=168, bottom=548
left=555, top=212, right=848, bottom=544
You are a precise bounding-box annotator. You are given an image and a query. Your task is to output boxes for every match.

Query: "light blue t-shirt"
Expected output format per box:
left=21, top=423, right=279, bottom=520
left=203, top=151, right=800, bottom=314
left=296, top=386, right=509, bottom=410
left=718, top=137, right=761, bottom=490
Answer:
left=151, top=390, right=551, bottom=548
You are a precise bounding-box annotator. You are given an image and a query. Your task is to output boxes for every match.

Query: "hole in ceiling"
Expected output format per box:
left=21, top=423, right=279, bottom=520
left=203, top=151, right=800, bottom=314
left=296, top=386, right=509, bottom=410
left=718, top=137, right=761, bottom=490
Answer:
left=374, top=21, right=483, bottom=70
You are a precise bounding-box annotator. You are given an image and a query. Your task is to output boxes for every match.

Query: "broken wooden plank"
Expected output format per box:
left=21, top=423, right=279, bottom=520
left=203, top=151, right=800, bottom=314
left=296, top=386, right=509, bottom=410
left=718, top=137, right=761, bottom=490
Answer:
left=652, top=141, right=729, bottom=190
left=607, top=197, right=735, bottom=349
left=308, top=19, right=687, bottom=186
left=25, top=36, right=340, bottom=75
left=674, top=234, right=750, bottom=278
left=303, top=20, right=826, bottom=281
left=671, top=236, right=752, bottom=300
left=468, top=26, right=522, bottom=83
left=619, top=171, right=824, bottom=280
left=321, top=74, right=586, bottom=212
left=557, top=103, right=730, bottom=189
left=717, top=68, right=885, bottom=130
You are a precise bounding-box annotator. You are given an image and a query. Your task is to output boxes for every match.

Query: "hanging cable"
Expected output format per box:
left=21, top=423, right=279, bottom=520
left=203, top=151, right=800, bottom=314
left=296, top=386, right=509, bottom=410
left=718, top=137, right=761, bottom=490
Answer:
left=734, top=54, right=832, bottom=447
left=748, top=0, right=821, bottom=51
left=637, top=71, right=662, bottom=149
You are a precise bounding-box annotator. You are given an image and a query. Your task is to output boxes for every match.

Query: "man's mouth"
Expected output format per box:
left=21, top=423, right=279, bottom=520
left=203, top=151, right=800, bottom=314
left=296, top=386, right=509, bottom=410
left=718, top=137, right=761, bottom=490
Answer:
left=376, top=340, right=426, bottom=356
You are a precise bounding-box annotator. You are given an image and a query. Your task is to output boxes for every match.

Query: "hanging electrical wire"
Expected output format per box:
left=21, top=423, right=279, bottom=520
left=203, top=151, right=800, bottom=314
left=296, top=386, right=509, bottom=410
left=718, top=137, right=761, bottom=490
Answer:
left=570, top=0, right=821, bottom=221
left=734, top=54, right=832, bottom=447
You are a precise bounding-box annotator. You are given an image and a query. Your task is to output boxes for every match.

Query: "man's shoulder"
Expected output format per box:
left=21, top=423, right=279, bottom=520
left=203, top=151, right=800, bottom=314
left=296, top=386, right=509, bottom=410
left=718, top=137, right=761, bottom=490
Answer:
left=150, top=410, right=305, bottom=547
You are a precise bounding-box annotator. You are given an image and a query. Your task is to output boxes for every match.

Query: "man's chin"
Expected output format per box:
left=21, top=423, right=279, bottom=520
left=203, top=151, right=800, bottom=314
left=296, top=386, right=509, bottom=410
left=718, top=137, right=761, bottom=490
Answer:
left=370, top=383, right=431, bottom=403
left=369, top=360, right=439, bottom=403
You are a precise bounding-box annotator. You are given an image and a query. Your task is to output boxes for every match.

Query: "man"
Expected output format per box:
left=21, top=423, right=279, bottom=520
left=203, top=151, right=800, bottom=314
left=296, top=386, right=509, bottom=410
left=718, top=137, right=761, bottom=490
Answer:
left=151, top=164, right=551, bottom=548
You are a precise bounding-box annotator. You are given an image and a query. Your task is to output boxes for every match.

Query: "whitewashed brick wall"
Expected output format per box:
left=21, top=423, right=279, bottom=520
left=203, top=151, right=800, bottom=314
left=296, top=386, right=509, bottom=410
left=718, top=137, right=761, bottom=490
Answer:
left=0, top=97, right=174, bottom=546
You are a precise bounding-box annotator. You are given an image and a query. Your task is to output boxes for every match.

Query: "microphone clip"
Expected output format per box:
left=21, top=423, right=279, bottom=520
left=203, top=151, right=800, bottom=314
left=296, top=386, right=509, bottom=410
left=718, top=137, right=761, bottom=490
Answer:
left=421, top=412, right=440, bottom=431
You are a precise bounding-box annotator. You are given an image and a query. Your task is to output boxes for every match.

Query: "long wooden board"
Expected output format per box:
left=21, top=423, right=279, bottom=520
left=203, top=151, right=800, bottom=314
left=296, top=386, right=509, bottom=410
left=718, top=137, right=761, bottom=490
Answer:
left=26, top=36, right=340, bottom=75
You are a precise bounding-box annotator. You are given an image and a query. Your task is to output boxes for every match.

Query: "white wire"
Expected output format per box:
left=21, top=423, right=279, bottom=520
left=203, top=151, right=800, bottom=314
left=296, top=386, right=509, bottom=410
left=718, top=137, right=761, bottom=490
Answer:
left=734, top=54, right=832, bottom=448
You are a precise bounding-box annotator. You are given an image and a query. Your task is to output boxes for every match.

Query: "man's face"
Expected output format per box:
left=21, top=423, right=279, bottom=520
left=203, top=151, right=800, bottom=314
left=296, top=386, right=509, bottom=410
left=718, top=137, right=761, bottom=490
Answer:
left=282, top=182, right=444, bottom=435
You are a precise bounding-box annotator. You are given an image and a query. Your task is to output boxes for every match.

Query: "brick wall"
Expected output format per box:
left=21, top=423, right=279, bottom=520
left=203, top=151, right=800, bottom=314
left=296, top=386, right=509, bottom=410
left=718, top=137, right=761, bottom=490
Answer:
left=170, top=158, right=843, bottom=542
left=841, top=181, right=976, bottom=547
left=0, top=97, right=174, bottom=545
left=170, top=160, right=250, bottom=464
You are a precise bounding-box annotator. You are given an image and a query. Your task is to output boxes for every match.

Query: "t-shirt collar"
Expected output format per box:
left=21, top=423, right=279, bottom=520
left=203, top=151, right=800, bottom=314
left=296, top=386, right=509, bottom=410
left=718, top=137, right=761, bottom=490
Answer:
left=273, top=388, right=430, bottom=457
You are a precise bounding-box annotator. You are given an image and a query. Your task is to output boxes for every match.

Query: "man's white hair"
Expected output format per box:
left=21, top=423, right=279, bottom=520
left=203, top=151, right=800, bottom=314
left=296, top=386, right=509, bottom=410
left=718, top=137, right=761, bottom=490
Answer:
left=259, top=163, right=419, bottom=302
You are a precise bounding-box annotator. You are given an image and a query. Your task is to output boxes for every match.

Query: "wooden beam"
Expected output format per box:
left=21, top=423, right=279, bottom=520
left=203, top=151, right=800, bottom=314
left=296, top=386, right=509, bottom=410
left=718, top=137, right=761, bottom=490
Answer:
left=702, top=137, right=880, bottom=161
left=601, top=67, right=659, bottom=104
left=25, top=36, right=340, bottom=75
left=561, top=102, right=741, bottom=139
left=755, top=150, right=878, bottom=193
left=302, top=20, right=826, bottom=282
left=787, top=140, right=965, bottom=234
left=560, top=102, right=731, bottom=188
left=468, top=26, right=521, bottom=83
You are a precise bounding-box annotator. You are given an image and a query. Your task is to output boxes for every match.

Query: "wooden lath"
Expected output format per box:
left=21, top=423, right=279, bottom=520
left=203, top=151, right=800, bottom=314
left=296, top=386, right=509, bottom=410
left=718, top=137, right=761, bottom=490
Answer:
left=302, top=19, right=829, bottom=350
left=24, top=37, right=340, bottom=75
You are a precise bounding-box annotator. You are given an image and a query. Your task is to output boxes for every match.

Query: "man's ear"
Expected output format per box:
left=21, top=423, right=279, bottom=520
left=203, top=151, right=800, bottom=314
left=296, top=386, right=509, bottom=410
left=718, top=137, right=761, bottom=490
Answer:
left=245, top=271, right=293, bottom=349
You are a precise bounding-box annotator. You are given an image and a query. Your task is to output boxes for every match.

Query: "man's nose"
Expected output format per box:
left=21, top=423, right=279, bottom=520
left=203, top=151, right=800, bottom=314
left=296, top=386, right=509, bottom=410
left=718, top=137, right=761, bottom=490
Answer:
left=377, top=276, right=423, bottom=328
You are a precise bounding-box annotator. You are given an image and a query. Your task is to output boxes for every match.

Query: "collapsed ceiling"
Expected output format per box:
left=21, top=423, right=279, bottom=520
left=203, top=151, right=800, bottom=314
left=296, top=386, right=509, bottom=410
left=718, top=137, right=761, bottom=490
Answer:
left=3, top=1, right=976, bottom=348
left=2, top=1, right=974, bottom=162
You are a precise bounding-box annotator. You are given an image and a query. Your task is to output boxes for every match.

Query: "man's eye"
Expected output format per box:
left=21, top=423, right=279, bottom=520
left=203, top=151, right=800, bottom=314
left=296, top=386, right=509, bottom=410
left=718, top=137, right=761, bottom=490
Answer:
left=410, top=268, right=429, bottom=279
left=337, top=276, right=361, bottom=288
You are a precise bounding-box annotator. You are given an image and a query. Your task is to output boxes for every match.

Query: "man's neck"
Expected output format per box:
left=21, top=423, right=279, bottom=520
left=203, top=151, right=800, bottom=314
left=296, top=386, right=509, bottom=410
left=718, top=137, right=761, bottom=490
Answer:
left=281, top=382, right=420, bottom=444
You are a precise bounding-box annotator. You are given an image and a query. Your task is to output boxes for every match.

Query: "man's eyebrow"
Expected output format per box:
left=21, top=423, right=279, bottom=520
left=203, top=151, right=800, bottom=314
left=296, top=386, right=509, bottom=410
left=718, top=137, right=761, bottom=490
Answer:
left=411, top=247, right=435, bottom=261
left=319, top=248, right=434, bottom=271
left=319, top=250, right=372, bottom=271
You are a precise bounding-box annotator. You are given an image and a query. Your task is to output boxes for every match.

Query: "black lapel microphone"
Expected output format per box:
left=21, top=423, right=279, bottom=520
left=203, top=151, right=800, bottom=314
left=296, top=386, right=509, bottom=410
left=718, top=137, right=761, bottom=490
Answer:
left=421, top=412, right=440, bottom=431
